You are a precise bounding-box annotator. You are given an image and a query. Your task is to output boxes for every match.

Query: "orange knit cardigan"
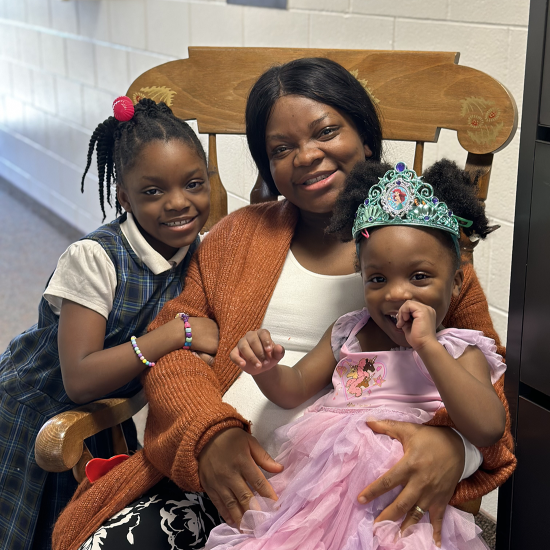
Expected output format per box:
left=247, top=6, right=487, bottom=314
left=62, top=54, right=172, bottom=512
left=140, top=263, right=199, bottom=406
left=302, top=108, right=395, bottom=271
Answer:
left=52, top=201, right=516, bottom=550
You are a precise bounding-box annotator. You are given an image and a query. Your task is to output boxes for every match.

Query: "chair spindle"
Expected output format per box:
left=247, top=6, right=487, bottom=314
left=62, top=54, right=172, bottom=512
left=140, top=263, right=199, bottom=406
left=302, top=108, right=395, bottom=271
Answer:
left=465, top=152, right=494, bottom=202
left=204, top=134, right=228, bottom=232
left=413, top=142, right=424, bottom=176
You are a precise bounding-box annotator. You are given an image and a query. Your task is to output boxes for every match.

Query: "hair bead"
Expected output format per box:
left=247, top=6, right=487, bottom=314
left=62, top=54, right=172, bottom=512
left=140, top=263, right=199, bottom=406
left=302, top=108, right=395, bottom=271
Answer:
left=112, top=96, right=135, bottom=122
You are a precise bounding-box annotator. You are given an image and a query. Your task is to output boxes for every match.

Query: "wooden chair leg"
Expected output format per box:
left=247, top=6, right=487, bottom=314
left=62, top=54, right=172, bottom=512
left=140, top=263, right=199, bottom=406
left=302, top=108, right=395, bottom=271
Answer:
left=72, top=443, right=93, bottom=483
left=455, top=497, right=482, bottom=515
left=111, top=423, right=129, bottom=456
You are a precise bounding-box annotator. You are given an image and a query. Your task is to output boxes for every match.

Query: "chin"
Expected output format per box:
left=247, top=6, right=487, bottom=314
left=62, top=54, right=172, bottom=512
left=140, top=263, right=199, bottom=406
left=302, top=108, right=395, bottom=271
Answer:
left=300, top=200, right=338, bottom=216
left=391, top=336, right=410, bottom=348
left=171, top=237, right=196, bottom=249
left=383, top=325, right=409, bottom=349
left=297, top=190, right=342, bottom=213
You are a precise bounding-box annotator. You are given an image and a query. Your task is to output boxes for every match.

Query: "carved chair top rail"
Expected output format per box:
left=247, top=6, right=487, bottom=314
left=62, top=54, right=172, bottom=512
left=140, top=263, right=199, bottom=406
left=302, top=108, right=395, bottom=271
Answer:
left=127, top=47, right=517, bottom=155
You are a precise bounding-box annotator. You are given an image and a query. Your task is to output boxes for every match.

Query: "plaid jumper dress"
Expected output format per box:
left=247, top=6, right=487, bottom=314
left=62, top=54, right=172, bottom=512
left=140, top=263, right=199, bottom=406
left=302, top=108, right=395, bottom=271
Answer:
left=0, top=216, right=198, bottom=550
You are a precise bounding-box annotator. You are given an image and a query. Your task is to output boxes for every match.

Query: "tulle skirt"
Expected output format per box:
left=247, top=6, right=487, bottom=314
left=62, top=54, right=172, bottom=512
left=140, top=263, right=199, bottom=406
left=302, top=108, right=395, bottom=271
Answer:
left=204, top=406, right=488, bottom=550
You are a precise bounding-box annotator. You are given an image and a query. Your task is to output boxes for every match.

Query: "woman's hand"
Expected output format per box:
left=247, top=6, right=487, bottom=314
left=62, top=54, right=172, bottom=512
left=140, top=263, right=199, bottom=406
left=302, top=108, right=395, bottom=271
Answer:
left=230, top=329, right=285, bottom=375
left=198, top=427, right=284, bottom=526
left=357, top=420, right=465, bottom=548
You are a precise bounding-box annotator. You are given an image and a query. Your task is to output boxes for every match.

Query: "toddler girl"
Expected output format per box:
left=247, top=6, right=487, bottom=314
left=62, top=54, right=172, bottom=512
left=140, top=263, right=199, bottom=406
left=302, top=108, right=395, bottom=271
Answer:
left=205, top=160, right=507, bottom=550
left=0, top=97, right=218, bottom=550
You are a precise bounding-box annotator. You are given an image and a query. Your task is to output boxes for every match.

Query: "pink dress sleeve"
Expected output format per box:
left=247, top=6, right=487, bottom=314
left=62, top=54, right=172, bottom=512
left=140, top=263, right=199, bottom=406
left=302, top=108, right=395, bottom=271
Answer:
left=330, top=308, right=369, bottom=360
left=436, top=329, right=506, bottom=384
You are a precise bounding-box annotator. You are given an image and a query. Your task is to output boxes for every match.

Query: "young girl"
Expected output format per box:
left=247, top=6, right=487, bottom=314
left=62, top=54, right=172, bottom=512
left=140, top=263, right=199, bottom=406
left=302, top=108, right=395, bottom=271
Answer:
left=0, top=97, right=218, bottom=550
left=205, top=160, right=507, bottom=550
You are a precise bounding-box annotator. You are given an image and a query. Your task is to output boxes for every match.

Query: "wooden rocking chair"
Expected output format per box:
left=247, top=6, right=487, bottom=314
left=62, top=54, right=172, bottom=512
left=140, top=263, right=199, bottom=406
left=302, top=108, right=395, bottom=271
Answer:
left=35, top=47, right=518, bottom=516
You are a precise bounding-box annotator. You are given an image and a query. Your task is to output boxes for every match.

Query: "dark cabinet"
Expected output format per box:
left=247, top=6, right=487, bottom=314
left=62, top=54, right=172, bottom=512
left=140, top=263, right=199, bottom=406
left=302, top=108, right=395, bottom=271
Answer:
left=520, top=141, right=550, bottom=396
left=539, top=8, right=550, bottom=125
left=497, top=0, right=550, bottom=547
left=508, top=398, right=550, bottom=547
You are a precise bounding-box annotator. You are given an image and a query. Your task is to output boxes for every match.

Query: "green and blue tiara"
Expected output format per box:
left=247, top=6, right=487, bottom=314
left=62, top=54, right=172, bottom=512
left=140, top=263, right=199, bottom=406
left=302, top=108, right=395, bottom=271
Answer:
left=351, top=162, right=472, bottom=244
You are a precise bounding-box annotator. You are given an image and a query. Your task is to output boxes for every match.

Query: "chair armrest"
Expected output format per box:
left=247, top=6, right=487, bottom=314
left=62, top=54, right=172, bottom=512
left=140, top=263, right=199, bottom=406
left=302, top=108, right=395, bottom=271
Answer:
left=35, top=389, right=147, bottom=473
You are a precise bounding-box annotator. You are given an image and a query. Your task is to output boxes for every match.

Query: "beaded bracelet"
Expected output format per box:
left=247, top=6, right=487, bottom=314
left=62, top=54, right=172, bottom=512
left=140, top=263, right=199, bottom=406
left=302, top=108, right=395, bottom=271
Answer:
left=175, top=313, right=192, bottom=349
left=130, top=336, right=155, bottom=368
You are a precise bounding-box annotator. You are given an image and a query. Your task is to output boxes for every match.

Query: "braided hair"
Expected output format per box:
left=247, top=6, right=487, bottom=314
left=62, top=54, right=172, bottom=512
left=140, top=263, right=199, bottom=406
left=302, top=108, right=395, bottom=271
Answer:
left=82, top=98, right=207, bottom=220
left=326, top=159, right=494, bottom=267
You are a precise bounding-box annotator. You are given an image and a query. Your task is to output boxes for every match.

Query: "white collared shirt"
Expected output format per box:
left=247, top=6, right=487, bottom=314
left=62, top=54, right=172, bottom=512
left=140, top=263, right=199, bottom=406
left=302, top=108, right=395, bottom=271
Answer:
left=44, top=213, right=189, bottom=320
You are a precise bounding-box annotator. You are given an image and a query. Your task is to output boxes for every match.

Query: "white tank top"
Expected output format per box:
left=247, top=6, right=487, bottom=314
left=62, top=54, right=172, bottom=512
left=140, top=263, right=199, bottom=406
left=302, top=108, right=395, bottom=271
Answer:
left=223, top=249, right=364, bottom=458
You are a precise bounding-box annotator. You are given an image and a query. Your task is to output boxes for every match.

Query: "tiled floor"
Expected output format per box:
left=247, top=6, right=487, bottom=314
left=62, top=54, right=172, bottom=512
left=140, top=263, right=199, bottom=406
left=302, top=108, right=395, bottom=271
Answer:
left=0, top=177, right=83, bottom=351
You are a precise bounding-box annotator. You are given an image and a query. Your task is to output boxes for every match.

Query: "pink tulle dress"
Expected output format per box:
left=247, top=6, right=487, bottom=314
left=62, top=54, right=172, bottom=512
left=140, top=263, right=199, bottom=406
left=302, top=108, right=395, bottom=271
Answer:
left=205, top=309, right=506, bottom=550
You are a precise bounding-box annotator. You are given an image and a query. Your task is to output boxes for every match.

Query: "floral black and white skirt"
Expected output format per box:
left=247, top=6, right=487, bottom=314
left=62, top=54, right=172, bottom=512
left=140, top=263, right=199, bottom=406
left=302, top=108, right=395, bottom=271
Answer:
left=79, top=479, right=223, bottom=550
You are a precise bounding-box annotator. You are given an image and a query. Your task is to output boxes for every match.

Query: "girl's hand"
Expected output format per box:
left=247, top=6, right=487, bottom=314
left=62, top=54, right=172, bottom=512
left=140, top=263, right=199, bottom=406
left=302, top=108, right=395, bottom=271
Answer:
left=357, top=420, right=464, bottom=548
left=164, top=317, right=219, bottom=355
left=395, top=300, right=438, bottom=351
left=187, top=317, right=219, bottom=355
left=230, top=329, right=285, bottom=375
left=195, top=352, right=215, bottom=366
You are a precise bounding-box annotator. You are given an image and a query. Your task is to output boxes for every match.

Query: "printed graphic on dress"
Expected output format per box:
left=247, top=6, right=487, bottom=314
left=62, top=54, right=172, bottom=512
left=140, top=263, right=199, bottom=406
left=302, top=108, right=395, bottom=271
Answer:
left=333, top=356, right=387, bottom=402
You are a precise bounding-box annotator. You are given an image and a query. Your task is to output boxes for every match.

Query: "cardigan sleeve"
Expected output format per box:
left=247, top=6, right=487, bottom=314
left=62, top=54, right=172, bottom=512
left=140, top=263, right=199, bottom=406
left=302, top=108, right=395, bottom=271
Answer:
left=142, top=201, right=299, bottom=493
left=433, top=263, right=516, bottom=504
left=143, top=217, right=251, bottom=492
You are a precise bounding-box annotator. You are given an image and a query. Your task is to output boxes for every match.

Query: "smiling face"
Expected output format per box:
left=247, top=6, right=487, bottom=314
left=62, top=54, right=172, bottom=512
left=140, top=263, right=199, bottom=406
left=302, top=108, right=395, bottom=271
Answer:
left=117, top=139, right=210, bottom=260
left=360, top=225, right=463, bottom=348
left=265, top=95, right=372, bottom=215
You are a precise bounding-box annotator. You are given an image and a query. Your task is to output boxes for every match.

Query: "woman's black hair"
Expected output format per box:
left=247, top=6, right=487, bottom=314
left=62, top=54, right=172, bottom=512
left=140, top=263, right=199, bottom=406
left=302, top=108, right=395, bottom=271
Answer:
left=82, top=98, right=207, bottom=220
left=245, top=57, right=383, bottom=195
left=326, top=159, right=493, bottom=267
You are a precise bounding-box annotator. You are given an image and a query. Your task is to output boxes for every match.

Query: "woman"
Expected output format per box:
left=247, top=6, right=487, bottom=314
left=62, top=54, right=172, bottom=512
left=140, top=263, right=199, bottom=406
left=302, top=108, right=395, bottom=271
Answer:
left=53, top=58, right=515, bottom=550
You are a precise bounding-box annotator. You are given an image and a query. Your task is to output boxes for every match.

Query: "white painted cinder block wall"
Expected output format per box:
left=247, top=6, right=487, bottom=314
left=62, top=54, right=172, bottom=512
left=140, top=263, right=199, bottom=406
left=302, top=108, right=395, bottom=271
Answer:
left=0, top=0, right=528, bottom=343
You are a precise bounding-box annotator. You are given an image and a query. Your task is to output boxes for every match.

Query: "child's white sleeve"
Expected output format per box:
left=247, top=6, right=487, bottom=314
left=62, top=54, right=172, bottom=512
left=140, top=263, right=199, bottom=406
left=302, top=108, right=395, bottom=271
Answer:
left=43, top=240, right=117, bottom=320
